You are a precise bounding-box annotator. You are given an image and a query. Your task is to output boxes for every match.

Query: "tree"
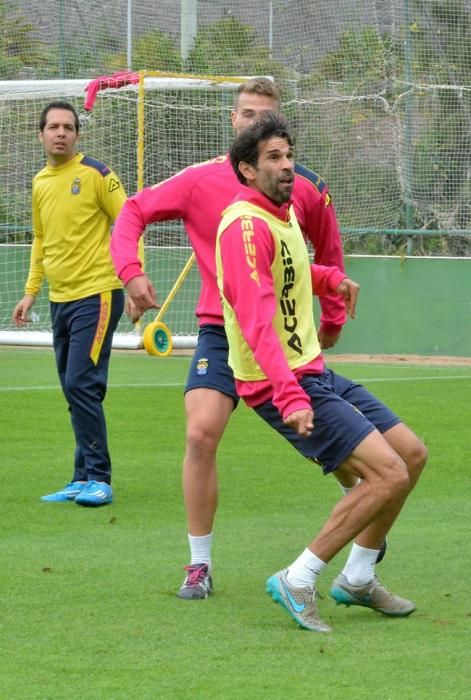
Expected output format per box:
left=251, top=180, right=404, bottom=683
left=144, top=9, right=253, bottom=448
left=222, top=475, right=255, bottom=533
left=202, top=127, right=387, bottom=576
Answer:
left=187, top=16, right=288, bottom=81
left=408, top=0, right=471, bottom=242
left=0, top=1, right=47, bottom=78
left=306, top=25, right=396, bottom=95
left=106, top=29, right=181, bottom=73
left=297, top=1, right=471, bottom=256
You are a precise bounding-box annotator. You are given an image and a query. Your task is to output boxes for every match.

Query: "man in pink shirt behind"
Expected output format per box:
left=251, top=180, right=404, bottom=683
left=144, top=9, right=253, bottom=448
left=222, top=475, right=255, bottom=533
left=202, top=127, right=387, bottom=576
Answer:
left=216, top=111, right=427, bottom=632
left=111, top=78, right=360, bottom=599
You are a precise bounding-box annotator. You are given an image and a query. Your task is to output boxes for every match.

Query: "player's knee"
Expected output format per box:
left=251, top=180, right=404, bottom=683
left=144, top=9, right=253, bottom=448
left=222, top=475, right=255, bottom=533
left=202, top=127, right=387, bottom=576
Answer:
left=186, top=422, right=219, bottom=459
left=64, top=375, right=82, bottom=399
left=390, top=462, right=411, bottom=497
left=378, top=454, right=410, bottom=500
left=65, top=375, right=104, bottom=402
left=406, top=438, right=428, bottom=480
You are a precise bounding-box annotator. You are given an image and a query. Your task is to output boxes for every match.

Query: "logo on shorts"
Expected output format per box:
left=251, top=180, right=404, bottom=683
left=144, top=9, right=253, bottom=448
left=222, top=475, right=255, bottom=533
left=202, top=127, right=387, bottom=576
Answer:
left=349, top=402, right=364, bottom=416
left=71, top=178, right=81, bottom=195
left=196, top=357, right=209, bottom=375
left=307, top=456, right=324, bottom=468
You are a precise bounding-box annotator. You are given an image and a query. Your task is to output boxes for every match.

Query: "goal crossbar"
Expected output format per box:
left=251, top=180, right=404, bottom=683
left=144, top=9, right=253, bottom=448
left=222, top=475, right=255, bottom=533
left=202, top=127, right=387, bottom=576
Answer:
left=0, top=71, right=248, bottom=350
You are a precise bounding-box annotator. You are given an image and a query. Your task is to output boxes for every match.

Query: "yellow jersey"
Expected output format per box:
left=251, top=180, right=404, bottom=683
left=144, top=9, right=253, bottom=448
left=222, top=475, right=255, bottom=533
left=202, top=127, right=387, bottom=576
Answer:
left=216, top=200, right=321, bottom=381
left=25, top=152, right=126, bottom=302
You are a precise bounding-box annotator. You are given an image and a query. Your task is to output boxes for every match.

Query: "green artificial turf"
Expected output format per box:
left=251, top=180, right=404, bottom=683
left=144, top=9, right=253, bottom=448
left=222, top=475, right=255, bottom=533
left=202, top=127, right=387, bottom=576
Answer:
left=0, top=348, right=470, bottom=699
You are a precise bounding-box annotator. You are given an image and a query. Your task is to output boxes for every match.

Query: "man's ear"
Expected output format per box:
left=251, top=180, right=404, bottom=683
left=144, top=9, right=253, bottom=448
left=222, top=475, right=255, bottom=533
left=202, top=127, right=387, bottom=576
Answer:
left=238, top=160, right=256, bottom=184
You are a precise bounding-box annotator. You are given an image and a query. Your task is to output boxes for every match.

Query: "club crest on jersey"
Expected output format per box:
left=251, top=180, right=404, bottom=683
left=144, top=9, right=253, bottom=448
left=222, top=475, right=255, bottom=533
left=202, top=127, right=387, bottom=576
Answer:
left=71, top=178, right=81, bottom=195
left=196, top=357, right=209, bottom=375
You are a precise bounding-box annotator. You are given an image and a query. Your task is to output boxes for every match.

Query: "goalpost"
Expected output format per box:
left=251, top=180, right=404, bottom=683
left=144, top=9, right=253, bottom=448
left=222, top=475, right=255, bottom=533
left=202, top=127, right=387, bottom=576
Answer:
left=0, top=70, right=246, bottom=350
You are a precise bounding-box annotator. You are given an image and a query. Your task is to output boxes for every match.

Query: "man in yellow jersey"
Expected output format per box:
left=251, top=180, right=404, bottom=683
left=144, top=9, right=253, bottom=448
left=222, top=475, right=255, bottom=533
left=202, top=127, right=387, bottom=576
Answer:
left=215, top=112, right=427, bottom=632
left=12, top=101, right=126, bottom=506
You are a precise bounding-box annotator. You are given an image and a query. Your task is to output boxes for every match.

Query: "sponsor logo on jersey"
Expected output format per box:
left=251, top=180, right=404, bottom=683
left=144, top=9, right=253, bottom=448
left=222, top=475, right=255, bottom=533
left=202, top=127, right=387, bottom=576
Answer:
left=108, top=178, right=121, bottom=192
left=280, top=239, right=302, bottom=355
left=240, top=215, right=260, bottom=287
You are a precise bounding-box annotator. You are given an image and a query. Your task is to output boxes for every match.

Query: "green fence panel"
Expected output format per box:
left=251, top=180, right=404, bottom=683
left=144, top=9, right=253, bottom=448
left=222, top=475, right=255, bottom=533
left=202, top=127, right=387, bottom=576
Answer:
left=2, top=247, right=470, bottom=356
left=321, top=257, right=471, bottom=357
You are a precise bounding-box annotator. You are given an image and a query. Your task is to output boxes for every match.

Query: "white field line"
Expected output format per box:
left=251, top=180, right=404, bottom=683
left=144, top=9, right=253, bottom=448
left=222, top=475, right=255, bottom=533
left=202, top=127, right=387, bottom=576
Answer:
left=0, top=382, right=185, bottom=392
left=354, top=375, right=471, bottom=383
left=0, top=374, right=470, bottom=393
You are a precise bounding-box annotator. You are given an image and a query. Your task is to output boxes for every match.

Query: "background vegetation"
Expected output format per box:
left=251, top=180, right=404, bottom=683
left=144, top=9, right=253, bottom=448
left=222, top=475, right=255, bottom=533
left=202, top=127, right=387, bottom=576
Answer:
left=1, top=0, right=471, bottom=255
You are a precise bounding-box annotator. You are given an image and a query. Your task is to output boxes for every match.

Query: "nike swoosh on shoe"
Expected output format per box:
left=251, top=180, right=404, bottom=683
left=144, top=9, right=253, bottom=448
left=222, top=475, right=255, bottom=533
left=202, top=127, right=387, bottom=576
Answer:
left=280, top=579, right=305, bottom=613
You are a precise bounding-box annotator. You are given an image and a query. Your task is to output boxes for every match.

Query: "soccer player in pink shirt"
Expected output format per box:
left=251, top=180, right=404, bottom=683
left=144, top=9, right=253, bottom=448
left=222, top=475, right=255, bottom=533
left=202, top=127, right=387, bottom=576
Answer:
left=111, top=78, right=366, bottom=599
left=216, top=111, right=427, bottom=631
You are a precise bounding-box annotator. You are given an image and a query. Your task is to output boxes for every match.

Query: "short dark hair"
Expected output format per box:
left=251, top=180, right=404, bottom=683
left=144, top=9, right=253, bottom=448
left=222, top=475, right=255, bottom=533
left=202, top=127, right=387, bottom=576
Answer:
left=230, top=111, right=293, bottom=185
left=39, top=101, right=80, bottom=133
left=234, top=77, right=281, bottom=109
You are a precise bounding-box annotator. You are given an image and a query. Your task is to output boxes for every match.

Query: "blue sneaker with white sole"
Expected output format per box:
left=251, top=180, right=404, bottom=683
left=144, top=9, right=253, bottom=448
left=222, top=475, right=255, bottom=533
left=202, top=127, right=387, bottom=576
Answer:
left=330, top=573, right=416, bottom=617
left=266, top=568, right=332, bottom=632
left=75, top=480, right=112, bottom=507
left=41, top=481, right=86, bottom=502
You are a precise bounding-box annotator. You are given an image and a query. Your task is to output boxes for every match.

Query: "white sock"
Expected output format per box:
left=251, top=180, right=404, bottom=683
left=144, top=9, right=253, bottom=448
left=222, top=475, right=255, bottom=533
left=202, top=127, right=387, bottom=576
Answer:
left=286, top=548, right=327, bottom=589
left=188, top=533, right=213, bottom=570
left=338, top=477, right=362, bottom=496
left=342, top=542, right=379, bottom=586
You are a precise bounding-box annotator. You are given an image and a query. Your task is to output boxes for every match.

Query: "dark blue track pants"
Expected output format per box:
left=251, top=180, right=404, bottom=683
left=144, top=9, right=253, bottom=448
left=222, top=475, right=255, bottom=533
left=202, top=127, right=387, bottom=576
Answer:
left=50, top=289, right=124, bottom=484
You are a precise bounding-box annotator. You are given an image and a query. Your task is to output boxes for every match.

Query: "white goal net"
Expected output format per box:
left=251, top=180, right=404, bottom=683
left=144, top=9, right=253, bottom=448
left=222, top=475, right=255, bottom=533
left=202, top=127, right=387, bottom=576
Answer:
left=1, top=1, right=471, bottom=349
left=0, top=73, right=245, bottom=348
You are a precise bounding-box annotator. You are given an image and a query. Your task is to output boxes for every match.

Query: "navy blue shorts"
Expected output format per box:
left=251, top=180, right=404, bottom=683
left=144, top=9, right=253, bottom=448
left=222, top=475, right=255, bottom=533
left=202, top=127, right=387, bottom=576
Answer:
left=254, top=368, right=400, bottom=475
left=185, top=324, right=239, bottom=405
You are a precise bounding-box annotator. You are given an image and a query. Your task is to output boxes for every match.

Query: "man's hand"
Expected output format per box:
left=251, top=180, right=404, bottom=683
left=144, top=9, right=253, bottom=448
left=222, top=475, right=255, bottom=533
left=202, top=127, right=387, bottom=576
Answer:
left=12, top=294, right=36, bottom=327
left=318, top=328, right=341, bottom=350
left=125, top=275, right=159, bottom=323
left=335, top=278, right=360, bottom=319
left=283, top=408, right=314, bottom=437
left=124, top=295, right=140, bottom=324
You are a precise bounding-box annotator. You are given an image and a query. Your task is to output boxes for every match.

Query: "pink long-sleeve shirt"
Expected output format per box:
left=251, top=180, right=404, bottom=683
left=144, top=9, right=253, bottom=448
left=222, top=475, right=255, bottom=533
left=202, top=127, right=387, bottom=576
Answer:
left=111, top=155, right=346, bottom=333
left=219, top=189, right=346, bottom=417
